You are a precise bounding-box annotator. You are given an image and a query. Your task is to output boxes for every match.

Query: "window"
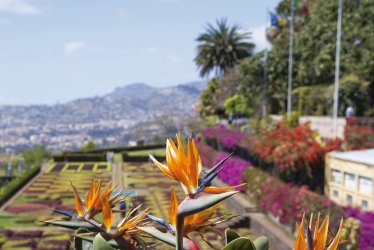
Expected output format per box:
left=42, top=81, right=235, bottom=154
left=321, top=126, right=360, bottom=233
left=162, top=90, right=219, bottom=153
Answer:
left=331, top=170, right=342, bottom=184
left=346, top=194, right=353, bottom=205
left=333, top=190, right=339, bottom=198
left=359, top=176, right=373, bottom=194
left=361, top=200, right=369, bottom=209
left=344, top=173, right=356, bottom=190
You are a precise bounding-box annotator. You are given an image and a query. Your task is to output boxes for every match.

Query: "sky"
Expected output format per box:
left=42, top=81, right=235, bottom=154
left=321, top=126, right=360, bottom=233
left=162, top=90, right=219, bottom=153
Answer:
left=0, top=0, right=280, bottom=105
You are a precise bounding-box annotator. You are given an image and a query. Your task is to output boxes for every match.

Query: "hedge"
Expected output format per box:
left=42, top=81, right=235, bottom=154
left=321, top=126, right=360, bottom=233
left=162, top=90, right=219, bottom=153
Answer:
left=53, top=144, right=166, bottom=162
left=0, top=165, right=41, bottom=206
left=52, top=153, right=106, bottom=162
left=121, top=153, right=165, bottom=163
left=62, top=143, right=165, bottom=154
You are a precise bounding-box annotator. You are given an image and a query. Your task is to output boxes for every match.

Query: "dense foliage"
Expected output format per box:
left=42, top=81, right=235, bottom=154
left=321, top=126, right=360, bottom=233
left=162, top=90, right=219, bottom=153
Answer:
left=22, top=145, right=51, bottom=166
left=343, top=118, right=374, bottom=150
left=198, top=0, right=374, bottom=117
left=202, top=121, right=374, bottom=191
left=346, top=208, right=374, bottom=249
left=242, top=168, right=344, bottom=229
left=196, top=140, right=251, bottom=190
left=202, top=124, right=245, bottom=150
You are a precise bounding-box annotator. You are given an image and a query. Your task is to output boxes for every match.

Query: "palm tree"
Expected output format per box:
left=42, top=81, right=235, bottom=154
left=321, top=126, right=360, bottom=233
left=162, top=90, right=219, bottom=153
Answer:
left=194, top=18, right=254, bottom=78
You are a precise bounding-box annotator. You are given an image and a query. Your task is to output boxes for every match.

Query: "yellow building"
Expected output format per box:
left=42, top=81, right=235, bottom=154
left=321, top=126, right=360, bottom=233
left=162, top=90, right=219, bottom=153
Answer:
left=325, top=149, right=374, bottom=211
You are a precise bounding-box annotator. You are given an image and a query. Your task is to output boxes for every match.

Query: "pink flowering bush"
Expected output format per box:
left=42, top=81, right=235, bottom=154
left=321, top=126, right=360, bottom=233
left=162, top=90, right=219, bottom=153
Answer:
left=196, top=140, right=251, bottom=191
left=346, top=208, right=374, bottom=249
left=243, top=168, right=344, bottom=227
left=202, top=125, right=245, bottom=150
left=214, top=152, right=251, bottom=190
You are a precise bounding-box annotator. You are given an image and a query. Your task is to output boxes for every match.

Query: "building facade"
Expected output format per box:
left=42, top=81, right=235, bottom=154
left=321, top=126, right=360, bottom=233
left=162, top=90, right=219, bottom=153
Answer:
left=325, top=149, right=374, bottom=211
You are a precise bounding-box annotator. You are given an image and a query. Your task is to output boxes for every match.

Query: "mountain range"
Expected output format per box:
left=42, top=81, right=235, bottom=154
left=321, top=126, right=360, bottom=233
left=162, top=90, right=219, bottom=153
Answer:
left=0, top=81, right=206, bottom=151
left=0, top=81, right=206, bottom=125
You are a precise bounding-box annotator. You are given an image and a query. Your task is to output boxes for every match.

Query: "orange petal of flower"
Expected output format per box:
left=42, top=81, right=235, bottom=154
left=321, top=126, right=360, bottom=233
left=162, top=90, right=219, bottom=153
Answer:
left=314, top=215, right=329, bottom=250
left=176, top=133, right=186, bottom=164
left=70, top=181, right=84, bottom=217
left=187, top=139, right=198, bottom=192
left=313, top=212, right=321, bottom=243
left=149, top=154, right=175, bottom=180
left=327, top=219, right=343, bottom=250
left=186, top=203, right=219, bottom=226
left=168, top=189, right=178, bottom=227
left=191, top=139, right=202, bottom=176
left=85, top=180, right=97, bottom=209
left=167, top=142, right=190, bottom=193
left=294, top=221, right=308, bottom=250
left=102, top=198, right=113, bottom=232
left=203, top=183, right=246, bottom=194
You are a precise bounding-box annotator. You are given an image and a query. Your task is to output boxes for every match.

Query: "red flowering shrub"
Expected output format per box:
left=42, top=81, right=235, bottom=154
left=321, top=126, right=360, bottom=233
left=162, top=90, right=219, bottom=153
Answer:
left=344, top=118, right=374, bottom=150
left=249, top=122, right=325, bottom=172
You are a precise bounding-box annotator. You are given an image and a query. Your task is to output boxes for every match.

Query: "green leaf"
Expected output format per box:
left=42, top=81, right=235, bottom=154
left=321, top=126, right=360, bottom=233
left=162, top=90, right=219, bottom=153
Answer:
left=176, top=191, right=238, bottom=250
left=225, top=229, right=240, bottom=244
left=74, top=229, right=93, bottom=250
left=178, top=191, right=238, bottom=217
left=138, top=226, right=197, bottom=250
left=74, top=234, right=133, bottom=249
left=43, top=219, right=98, bottom=230
left=253, top=236, right=269, bottom=250
left=93, top=233, right=113, bottom=250
left=222, top=237, right=256, bottom=250
left=74, top=237, right=93, bottom=250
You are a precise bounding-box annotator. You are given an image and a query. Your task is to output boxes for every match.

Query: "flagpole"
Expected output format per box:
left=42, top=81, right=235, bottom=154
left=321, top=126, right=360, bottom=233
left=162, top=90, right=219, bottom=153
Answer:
left=287, top=0, right=295, bottom=119
left=332, top=0, right=343, bottom=139
left=263, top=7, right=269, bottom=118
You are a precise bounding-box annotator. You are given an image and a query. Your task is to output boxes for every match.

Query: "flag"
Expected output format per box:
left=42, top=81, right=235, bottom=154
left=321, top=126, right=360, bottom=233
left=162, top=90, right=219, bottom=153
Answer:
left=270, top=12, right=279, bottom=27
left=270, top=12, right=287, bottom=29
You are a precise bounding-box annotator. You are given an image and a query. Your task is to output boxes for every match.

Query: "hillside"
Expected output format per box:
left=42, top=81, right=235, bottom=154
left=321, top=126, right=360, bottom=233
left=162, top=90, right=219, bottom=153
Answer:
left=0, top=81, right=206, bottom=151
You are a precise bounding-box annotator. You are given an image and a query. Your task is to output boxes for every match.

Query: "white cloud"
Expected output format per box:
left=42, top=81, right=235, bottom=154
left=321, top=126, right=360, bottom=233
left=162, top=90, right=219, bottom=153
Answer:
left=245, top=24, right=271, bottom=51
left=0, top=0, right=41, bottom=15
left=119, top=8, right=129, bottom=18
left=64, top=41, right=86, bottom=55
left=147, top=46, right=160, bottom=53
left=168, top=54, right=181, bottom=63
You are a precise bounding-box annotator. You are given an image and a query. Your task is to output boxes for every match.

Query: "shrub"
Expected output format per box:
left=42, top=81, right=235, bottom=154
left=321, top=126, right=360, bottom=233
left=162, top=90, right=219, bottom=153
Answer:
left=249, top=122, right=325, bottom=172
left=341, top=217, right=361, bottom=250
left=344, top=118, right=374, bottom=150
left=346, top=208, right=374, bottom=250
left=242, top=168, right=344, bottom=227
left=0, top=165, right=40, bottom=206
left=196, top=140, right=251, bottom=190
left=202, top=124, right=245, bottom=150
left=214, top=152, right=251, bottom=188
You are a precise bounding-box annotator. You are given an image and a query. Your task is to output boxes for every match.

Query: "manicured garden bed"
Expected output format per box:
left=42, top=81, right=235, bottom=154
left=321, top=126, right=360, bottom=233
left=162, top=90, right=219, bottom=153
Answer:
left=45, top=162, right=111, bottom=173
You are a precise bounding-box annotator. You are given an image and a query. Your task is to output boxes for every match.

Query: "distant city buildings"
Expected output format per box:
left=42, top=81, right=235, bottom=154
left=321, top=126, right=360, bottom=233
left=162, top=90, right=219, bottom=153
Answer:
left=325, top=149, right=374, bottom=211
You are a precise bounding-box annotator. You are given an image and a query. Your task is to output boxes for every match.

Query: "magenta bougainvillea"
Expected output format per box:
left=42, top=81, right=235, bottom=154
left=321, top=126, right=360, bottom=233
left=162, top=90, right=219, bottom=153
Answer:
left=214, top=152, right=251, bottom=190
left=241, top=166, right=345, bottom=230
left=202, top=125, right=245, bottom=150
left=195, top=140, right=251, bottom=191
left=346, top=208, right=374, bottom=249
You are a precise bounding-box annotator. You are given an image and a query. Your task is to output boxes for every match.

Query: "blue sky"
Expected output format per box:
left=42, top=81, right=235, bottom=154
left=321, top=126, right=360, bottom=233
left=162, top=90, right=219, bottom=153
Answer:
left=0, top=0, right=280, bottom=105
